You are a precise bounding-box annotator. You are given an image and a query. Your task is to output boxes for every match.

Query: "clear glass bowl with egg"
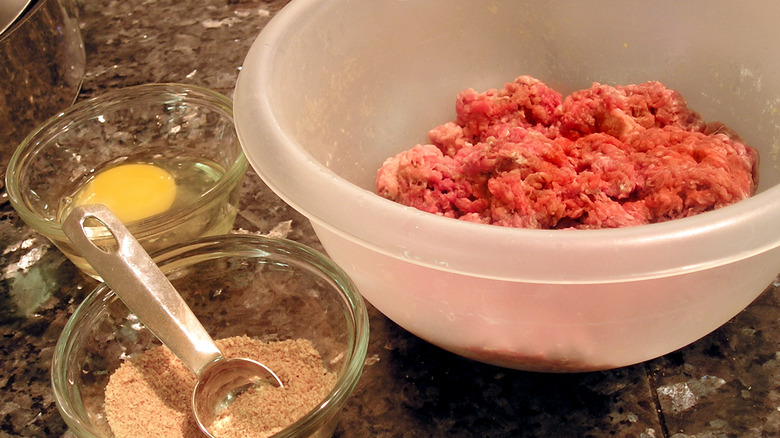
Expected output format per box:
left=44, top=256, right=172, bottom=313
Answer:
left=51, top=233, right=370, bottom=438
left=5, top=83, right=248, bottom=279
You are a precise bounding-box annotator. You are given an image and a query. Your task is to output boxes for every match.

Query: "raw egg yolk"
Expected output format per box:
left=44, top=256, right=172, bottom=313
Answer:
left=74, top=163, right=177, bottom=223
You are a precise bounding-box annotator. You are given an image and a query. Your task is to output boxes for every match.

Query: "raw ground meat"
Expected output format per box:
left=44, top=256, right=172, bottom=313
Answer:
left=376, top=76, right=759, bottom=229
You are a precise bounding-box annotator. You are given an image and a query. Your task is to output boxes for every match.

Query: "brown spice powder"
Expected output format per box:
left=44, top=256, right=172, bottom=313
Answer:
left=103, top=336, right=337, bottom=438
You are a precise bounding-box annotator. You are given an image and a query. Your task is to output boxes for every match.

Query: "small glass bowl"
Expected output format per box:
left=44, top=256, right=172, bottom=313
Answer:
left=5, top=83, right=248, bottom=279
left=51, top=233, right=370, bottom=438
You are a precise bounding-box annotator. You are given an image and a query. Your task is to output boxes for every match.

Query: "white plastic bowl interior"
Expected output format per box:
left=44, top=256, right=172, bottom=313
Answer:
left=235, top=0, right=780, bottom=371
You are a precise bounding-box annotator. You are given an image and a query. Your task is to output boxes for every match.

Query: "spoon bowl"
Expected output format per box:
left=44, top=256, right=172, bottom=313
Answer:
left=62, top=204, right=283, bottom=437
left=193, top=357, right=284, bottom=432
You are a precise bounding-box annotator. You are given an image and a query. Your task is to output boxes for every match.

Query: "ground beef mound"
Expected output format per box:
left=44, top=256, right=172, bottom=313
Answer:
left=376, top=76, right=759, bottom=229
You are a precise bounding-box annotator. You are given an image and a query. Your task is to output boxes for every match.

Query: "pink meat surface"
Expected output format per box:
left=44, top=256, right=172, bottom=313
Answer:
left=376, top=76, right=759, bottom=229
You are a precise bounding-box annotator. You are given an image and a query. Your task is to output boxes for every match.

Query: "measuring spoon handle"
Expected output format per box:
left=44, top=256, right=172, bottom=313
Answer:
left=63, top=204, right=222, bottom=375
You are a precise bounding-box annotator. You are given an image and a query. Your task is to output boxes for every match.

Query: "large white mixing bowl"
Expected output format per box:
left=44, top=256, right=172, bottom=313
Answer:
left=234, top=0, right=780, bottom=371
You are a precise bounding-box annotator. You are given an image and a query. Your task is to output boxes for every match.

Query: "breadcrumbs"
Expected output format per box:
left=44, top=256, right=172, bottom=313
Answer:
left=104, top=336, right=337, bottom=438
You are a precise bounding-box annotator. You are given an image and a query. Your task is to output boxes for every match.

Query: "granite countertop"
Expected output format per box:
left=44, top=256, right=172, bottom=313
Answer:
left=2, top=1, right=780, bottom=437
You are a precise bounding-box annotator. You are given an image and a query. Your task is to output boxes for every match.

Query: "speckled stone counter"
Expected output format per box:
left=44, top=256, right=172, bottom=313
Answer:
left=2, top=1, right=780, bottom=437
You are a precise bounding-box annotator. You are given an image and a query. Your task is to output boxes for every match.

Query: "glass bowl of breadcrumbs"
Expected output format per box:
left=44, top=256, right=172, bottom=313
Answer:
left=51, top=233, right=370, bottom=438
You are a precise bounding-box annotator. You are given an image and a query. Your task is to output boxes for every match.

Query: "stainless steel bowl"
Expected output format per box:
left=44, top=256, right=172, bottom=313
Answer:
left=0, top=0, right=85, bottom=179
left=0, top=0, right=32, bottom=35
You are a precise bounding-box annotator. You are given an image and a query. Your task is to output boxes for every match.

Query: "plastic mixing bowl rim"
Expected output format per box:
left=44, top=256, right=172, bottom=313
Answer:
left=51, top=233, right=370, bottom=438
left=5, top=82, right=249, bottom=241
left=234, top=0, right=780, bottom=284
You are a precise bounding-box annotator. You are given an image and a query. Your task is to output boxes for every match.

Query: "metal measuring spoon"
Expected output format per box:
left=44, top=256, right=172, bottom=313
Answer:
left=62, top=204, right=283, bottom=437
